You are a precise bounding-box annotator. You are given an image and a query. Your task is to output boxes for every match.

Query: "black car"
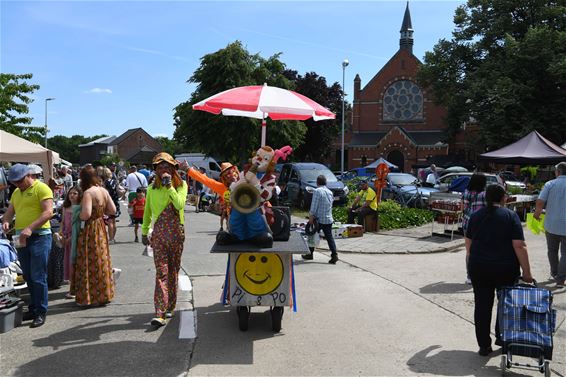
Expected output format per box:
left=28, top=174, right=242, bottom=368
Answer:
left=278, top=163, right=349, bottom=209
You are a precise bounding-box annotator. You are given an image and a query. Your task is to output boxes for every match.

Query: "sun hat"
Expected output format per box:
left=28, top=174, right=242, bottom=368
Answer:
left=152, top=152, right=179, bottom=169
left=220, top=162, right=235, bottom=176
left=8, top=164, right=30, bottom=182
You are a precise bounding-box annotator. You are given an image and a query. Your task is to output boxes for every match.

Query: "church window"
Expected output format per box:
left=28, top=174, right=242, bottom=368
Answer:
left=383, top=80, right=423, bottom=121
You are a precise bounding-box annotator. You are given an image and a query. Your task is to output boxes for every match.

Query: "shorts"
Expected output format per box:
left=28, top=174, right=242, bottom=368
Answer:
left=132, top=218, right=143, bottom=225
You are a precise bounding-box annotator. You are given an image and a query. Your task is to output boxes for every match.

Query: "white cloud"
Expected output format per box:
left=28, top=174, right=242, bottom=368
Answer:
left=84, top=88, right=112, bottom=94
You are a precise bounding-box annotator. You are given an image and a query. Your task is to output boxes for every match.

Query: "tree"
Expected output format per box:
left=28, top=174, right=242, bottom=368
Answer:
left=47, top=134, right=108, bottom=163
left=417, top=0, right=566, bottom=151
left=0, top=73, right=43, bottom=143
left=155, top=136, right=183, bottom=156
left=174, top=41, right=306, bottom=163
left=283, top=70, right=349, bottom=162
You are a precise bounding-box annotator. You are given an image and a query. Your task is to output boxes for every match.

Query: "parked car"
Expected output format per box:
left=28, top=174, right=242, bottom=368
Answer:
left=175, top=153, right=222, bottom=180
left=498, top=171, right=526, bottom=191
left=379, top=173, right=439, bottom=207
left=435, top=172, right=505, bottom=192
left=278, top=163, right=349, bottom=209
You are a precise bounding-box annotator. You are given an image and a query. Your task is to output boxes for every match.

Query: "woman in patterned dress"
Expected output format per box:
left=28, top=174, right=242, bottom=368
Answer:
left=141, top=153, right=188, bottom=327
left=74, top=165, right=117, bottom=306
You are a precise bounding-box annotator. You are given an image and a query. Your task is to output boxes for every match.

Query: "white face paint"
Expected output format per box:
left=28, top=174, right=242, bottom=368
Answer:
left=252, top=148, right=274, bottom=173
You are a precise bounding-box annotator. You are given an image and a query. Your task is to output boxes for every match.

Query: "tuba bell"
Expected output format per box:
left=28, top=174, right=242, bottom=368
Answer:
left=230, top=183, right=261, bottom=214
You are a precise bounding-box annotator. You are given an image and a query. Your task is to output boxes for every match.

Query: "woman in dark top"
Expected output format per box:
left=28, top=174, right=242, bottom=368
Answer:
left=465, top=184, right=533, bottom=356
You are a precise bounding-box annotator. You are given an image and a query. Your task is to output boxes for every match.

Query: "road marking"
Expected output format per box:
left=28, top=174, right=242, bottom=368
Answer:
left=179, top=310, right=196, bottom=339
left=179, top=275, right=192, bottom=291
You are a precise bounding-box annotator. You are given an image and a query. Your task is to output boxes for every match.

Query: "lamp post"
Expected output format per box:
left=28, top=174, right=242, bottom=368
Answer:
left=44, top=97, right=55, bottom=148
left=341, top=59, right=349, bottom=175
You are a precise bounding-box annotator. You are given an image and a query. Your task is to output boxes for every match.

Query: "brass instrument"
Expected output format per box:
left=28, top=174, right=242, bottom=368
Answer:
left=230, top=183, right=261, bottom=214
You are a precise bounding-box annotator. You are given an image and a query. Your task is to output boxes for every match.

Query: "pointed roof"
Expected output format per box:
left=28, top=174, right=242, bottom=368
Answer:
left=480, top=131, right=566, bottom=164
left=400, top=2, right=413, bottom=32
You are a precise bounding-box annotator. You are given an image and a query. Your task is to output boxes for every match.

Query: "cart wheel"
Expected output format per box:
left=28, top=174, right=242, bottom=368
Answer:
left=500, top=355, right=507, bottom=376
left=271, top=306, right=283, bottom=333
left=237, top=306, right=249, bottom=331
left=543, top=361, right=551, bottom=377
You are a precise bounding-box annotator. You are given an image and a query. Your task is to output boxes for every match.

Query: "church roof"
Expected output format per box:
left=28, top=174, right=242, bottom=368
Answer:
left=349, top=129, right=447, bottom=147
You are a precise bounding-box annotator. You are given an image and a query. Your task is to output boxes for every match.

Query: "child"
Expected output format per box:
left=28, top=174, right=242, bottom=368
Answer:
left=59, top=185, right=82, bottom=299
left=129, top=187, right=146, bottom=243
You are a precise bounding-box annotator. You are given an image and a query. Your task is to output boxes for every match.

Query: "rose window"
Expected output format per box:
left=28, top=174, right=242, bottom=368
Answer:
left=383, top=80, right=423, bottom=121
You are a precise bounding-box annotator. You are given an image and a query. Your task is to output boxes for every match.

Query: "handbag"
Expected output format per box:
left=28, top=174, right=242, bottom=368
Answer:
left=53, top=233, right=64, bottom=249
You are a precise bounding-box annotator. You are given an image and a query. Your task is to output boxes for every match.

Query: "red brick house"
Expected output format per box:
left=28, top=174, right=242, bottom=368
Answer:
left=340, top=3, right=451, bottom=173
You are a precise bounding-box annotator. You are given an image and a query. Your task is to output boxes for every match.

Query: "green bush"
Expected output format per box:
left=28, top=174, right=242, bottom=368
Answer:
left=332, top=199, right=434, bottom=231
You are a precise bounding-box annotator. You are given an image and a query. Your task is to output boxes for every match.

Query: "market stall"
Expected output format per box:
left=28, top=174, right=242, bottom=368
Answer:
left=429, top=192, right=463, bottom=240
left=0, top=130, right=61, bottom=181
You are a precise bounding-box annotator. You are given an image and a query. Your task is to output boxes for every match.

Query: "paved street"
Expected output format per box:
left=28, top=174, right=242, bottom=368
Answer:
left=1, top=203, right=565, bottom=376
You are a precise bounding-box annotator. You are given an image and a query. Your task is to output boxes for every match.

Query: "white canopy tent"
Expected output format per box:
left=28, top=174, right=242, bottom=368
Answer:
left=0, top=130, right=60, bottom=181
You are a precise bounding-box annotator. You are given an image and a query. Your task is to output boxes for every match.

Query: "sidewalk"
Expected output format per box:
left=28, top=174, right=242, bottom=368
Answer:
left=291, top=216, right=465, bottom=254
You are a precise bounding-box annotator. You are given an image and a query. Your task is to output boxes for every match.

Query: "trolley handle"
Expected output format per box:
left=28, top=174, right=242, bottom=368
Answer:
left=515, top=277, right=537, bottom=287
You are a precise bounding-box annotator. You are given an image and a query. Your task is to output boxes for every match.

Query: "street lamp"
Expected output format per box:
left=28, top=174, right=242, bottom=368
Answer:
left=44, top=97, right=55, bottom=148
left=341, top=59, right=349, bottom=175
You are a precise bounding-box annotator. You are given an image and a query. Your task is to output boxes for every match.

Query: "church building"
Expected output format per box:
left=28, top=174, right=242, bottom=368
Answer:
left=342, top=3, right=451, bottom=172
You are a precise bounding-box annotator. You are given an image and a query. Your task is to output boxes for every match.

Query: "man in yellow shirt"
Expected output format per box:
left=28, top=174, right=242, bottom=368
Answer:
left=2, top=164, right=53, bottom=328
left=347, top=180, right=378, bottom=225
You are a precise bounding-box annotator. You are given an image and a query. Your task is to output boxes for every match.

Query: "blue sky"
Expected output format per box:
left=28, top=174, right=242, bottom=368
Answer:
left=1, top=0, right=465, bottom=139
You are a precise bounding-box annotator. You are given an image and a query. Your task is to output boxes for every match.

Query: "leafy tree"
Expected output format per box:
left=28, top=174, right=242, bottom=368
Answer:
left=155, top=136, right=183, bottom=156
left=417, top=0, right=566, bottom=151
left=0, top=73, right=43, bottom=143
left=47, top=134, right=108, bottom=163
left=283, top=70, right=349, bottom=162
left=174, top=41, right=306, bottom=164
left=100, top=153, right=121, bottom=167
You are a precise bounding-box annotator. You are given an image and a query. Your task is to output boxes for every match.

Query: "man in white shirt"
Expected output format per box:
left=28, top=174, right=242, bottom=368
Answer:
left=426, top=164, right=440, bottom=185
left=126, top=166, right=148, bottom=224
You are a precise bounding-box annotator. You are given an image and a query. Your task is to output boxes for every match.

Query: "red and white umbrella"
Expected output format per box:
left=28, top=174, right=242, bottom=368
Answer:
left=192, top=83, right=335, bottom=146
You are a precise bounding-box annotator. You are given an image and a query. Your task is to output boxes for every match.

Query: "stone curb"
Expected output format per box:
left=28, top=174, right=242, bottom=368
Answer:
left=316, top=241, right=465, bottom=255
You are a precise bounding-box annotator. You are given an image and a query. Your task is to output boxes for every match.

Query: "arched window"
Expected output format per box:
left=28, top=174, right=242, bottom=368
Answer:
left=383, top=80, right=423, bottom=122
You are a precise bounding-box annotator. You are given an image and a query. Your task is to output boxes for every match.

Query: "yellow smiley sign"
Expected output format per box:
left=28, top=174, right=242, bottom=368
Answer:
left=235, top=253, right=284, bottom=296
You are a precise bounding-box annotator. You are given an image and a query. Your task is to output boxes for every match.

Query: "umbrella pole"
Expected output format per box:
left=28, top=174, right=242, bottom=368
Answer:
left=261, top=114, right=267, bottom=147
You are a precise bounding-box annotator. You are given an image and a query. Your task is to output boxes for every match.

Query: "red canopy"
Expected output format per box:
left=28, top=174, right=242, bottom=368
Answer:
left=480, top=131, right=566, bottom=164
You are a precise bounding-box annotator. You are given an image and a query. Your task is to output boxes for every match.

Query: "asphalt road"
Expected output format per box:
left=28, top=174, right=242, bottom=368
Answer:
left=2, top=204, right=565, bottom=376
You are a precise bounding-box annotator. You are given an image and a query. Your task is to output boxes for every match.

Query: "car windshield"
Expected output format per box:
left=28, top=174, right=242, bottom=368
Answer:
left=389, top=174, right=418, bottom=186
left=299, top=169, right=338, bottom=182
left=501, top=172, right=519, bottom=181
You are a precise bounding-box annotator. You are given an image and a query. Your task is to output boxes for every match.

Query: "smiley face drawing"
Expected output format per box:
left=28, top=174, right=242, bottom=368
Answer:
left=235, top=253, right=284, bottom=296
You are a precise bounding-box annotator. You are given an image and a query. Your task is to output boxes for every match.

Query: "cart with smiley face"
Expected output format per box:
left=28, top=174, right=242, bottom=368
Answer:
left=211, top=232, right=308, bottom=332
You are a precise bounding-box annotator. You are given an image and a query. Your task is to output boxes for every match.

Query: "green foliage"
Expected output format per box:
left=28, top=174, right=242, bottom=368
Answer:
left=47, top=134, right=108, bottom=163
left=417, top=1, right=566, bottom=151
left=155, top=136, right=183, bottom=156
left=100, top=153, right=120, bottom=166
left=332, top=199, right=434, bottom=230
left=520, top=166, right=538, bottom=182
left=0, top=73, right=42, bottom=142
left=174, top=41, right=306, bottom=164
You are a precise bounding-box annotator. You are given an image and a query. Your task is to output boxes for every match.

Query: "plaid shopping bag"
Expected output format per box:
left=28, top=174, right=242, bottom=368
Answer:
left=497, top=286, right=556, bottom=359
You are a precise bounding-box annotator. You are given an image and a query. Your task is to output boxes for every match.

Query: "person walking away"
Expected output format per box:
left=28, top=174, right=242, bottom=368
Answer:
left=465, top=184, right=533, bottom=356
left=462, top=173, right=487, bottom=284
left=74, top=166, right=117, bottom=307
left=347, top=181, right=377, bottom=225
left=141, top=153, right=188, bottom=327
left=302, top=175, right=338, bottom=264
left=1, top=164, right=53, bottom=328
left=125, top=165, right=147, bottom=223
left=103, top=167, right=120, bottom=244
left=59, top=185, right=82, bottom=299
left=129, top=188, right=146, bottom=243
left=534, top=161, right=566, bottom=288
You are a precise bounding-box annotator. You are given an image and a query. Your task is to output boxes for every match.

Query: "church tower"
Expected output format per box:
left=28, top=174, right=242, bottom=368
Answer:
left=399, top=2, right=414, bottom=54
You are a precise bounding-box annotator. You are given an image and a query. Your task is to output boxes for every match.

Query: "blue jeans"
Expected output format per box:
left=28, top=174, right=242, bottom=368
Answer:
left=229, top=209, right=269, bottom=240
left=17, top=233, right=52, bottom=315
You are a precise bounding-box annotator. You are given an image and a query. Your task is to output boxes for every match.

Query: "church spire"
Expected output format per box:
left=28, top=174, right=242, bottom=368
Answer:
left=399, top=1, right=414, bottom=54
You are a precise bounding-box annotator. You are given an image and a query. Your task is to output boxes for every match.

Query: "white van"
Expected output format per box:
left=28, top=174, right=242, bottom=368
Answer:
left=175, top=153, right=222, bottom=180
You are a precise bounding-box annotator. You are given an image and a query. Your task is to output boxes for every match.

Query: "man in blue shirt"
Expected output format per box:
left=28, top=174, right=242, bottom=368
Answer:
left=535, top=162, right=566, bottom=288
left=302, top=175, right=338, bottom=264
